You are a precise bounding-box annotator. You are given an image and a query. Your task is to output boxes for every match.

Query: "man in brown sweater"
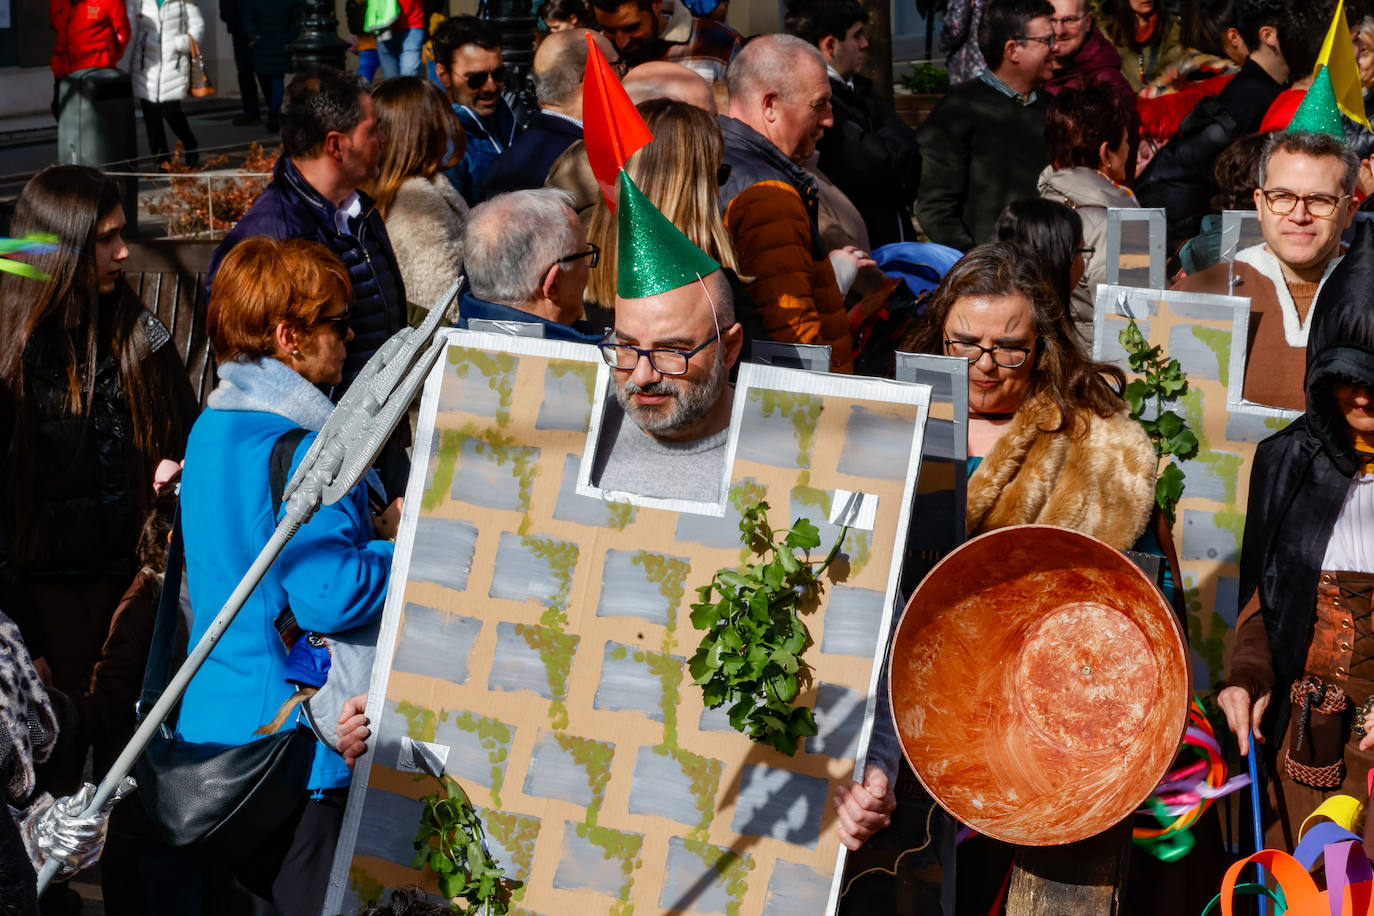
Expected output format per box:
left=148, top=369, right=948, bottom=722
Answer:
left=1172, top=130, right=1357, bottom=412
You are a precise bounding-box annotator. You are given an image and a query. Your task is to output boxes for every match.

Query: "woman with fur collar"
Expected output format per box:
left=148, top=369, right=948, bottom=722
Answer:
left=913, top=241, right=1156, bottom=548
left=835, top=242, right=1159, bottom=857
left=1219, top=221, right=1374, bottom=853
left=363, top=77, right=470, bottom=316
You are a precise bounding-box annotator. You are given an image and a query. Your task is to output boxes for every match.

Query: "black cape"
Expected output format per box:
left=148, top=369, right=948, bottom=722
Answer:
left=1239, top=219, right=1374, bottom=749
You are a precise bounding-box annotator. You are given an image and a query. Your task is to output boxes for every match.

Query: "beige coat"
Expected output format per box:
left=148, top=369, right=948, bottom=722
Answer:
left=967, top=392, right=1157, bottom=549
left=383, top=175, right=469, bottom=313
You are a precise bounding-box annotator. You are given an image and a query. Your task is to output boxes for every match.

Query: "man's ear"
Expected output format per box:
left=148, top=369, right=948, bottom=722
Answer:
left=540, top=263, right=562, bottom=303
left=761, top=89, right=780, bottom=122
left=1253, top=185, right=1265, bottom=211
left=722, top=321, right=744, bottom=369
left=818, top=34, right=838, bottom=62
left=435, top=61, right=453, bottom=91
left=1258, top=24, right=1280, bottom=52
left=323, top=130, right=346, bottom=162
left=1002, top=39, right=1021, bottom=66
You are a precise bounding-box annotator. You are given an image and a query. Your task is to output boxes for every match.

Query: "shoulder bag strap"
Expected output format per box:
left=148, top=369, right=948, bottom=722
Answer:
left=270, top=428, right=309, bottom=518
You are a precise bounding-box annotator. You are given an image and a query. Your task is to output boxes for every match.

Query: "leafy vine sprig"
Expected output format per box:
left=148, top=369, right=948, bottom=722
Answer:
left=688, top=500, right=847, bottom=756
left=1119, top=317, right=1199, bottom=523
left=411, top=773, right=521, bottom=914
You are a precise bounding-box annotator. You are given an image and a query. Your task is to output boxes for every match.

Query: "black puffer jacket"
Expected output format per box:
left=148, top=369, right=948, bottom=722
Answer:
left=0, top=300, right=197, bottom=654
left=207, top=155, right=408, bottom=394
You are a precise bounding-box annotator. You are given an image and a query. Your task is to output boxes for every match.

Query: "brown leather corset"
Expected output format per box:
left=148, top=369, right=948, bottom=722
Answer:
left=1305, top=571, right=1374, bottom=693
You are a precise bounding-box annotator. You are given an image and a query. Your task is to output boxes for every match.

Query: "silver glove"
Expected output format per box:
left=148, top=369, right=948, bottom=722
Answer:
left=32, top=777, right=136, bottom=879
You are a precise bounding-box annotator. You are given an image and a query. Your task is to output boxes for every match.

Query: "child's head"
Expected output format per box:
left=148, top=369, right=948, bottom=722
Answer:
left=138, top=469, right=180, bottom=575
left=359, top=887, right=455, bottom=915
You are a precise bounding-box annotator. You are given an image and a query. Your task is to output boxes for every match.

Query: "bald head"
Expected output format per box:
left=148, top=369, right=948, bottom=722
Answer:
left=622, top=61, right=717, bottom=114
left=726, top=33, right=826, bottom=106
left=726, top=34, right=832, bottom=160
left=533, top=28, right=616, bottom=114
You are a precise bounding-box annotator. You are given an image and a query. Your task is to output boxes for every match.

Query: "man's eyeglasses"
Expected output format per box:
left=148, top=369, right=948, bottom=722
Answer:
left=1259, top=188, right=1351, bottom=219
left=1016, top=33, right=1058, bottom=46
left=1074, top=245, right=1095, bottom=257
left=944, top=339, right=1033, bottom=369
left=463, top=65, right=508, bottom=90
left=553, top=242, right=600, bottom=269
left=1049, top=12, right=1090, bottom=26
left=599, top=330, right=719, bottom=376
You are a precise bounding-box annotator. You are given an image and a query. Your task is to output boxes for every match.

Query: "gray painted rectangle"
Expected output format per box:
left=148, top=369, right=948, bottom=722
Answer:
left=489, top=531, right=574, bottom=608
left=762, top=860, right=834, bottom=916
left=523, top=730, right=605, bottom=806
left=730, top=764, right=830, bottom=848
left=593, top=642, right=680, bottom=722
left=488, top=621, right=559, bottom=699
left=552, top=820, right=642, bottom=895
left=628, top=745, right=716, bottom=827
left=536, top=362, right=595, bottom=432
left=392, top=602, right=481, bottom=683
left=408, top=517, right=477, bottom=592
left=657, top=835, right=747, bottom=914
left=595, top=549, right=688, bottom=625
left=837, top=404, right=914, bottom=480
left=353, top=788, right=426, bottom=867
left=449, top=437, right=538, bottom=512
left=819, top=586, right=886, bottom=658
left=806, top=682, right=865, bottom=758
left=1181, top=509, right=1241, bottom=564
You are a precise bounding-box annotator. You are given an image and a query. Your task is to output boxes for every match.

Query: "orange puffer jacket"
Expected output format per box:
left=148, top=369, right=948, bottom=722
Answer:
left=718, top=116, right=854, bottom=373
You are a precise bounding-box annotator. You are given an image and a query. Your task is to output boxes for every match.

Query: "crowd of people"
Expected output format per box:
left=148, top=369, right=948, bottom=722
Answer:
left=17, top=0, right=1374, bottom=911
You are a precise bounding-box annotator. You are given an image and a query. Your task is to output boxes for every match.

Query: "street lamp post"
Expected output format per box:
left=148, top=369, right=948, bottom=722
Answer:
left=291, top=0, right=350, bottom=72
left=481, top=0, right=539, bottom=122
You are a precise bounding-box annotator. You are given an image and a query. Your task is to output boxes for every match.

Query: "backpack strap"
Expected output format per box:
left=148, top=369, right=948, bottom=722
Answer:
left=270, top=427, right=310, bottom=517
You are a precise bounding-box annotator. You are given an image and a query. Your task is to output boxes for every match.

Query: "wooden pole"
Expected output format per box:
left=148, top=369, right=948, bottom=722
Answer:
left=1005, top=821, right=1133, bottom=916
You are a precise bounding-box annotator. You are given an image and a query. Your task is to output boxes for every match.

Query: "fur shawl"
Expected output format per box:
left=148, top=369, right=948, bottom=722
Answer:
left=967, top=392, right=1157, bottom=549
left=383, top=175, right=469, bottom=314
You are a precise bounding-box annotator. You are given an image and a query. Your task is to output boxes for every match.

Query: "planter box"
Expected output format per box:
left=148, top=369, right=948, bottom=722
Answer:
left=893, top=92, right=943, bottom=130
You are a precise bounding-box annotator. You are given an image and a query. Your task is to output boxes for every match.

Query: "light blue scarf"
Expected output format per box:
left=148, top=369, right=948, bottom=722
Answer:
left=207, top=357, right=335, bottom=431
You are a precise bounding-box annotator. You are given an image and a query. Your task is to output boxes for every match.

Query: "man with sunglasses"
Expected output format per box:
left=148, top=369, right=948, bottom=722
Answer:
left=479, top=28, right=618, bottom=201
left=1174, top=130, right=1358, bottom=411
left=456, top=189, right=605, bottom=342
left=915, top=0, right=1056, bottom=250
left=432, top=16, right=521, bottom=202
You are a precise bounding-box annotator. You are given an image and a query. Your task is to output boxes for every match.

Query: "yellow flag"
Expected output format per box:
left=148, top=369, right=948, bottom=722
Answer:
left=1315, top=0, right=1371, bottom=130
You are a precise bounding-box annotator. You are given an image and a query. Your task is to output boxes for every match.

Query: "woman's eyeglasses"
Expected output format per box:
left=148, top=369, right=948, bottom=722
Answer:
left=944, top=339, right=1032, bottom=369
left=317, top=308, right=351, bottom=336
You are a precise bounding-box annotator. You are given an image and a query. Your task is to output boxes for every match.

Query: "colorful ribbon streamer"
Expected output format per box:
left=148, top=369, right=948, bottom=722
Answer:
left=0, top=234, right=59, bottom=282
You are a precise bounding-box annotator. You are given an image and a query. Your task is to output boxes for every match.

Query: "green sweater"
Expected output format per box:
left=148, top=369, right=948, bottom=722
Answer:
left=914, top=78, right=1049, bottom=251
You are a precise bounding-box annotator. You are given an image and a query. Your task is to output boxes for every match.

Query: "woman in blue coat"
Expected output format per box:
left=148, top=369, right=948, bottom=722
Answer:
left=178, top=235, right=396, bottom=914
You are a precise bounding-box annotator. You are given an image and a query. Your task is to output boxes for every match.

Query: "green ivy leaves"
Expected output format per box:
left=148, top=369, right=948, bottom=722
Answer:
left=412, top=773, right=522, bottom=913
left=1119, top=318, right=1199, bottom=524
left=688, top=501, right=845, bottom=756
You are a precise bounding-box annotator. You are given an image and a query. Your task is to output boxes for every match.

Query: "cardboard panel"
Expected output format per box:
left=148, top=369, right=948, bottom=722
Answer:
left=1105, top=207, right=1167, bottom=291
left=325, top=330, right=932, bottom=916
left=1092, top=284, right=1295, bottom=687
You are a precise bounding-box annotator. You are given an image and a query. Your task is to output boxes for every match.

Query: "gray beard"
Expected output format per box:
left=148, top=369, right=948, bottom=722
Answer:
left=614, top=361, right=725, bottom=436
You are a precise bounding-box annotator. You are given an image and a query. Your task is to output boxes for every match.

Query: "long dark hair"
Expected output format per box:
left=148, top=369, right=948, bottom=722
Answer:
left=0, top=165, right=189, bottom=562
left=909, top=242, right=1127, bottom=433
left=995, top=197, right=1082, bottom=317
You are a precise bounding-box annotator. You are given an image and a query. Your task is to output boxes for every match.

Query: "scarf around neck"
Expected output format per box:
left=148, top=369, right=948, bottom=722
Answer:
left=207, top=357, right=335, bottom=431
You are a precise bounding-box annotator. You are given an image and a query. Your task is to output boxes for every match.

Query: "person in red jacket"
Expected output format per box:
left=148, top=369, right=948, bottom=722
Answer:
left=48, top=0, right=130, bottom=120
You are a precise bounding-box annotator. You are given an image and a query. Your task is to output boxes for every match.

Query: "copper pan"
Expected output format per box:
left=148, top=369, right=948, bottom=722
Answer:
left=888, top=524, right=1190, bottom=845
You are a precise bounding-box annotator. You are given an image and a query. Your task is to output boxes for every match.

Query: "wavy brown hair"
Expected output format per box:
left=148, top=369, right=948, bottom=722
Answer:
left=585, top=98, right=742, bottom=308
left=908, top=242, right=1126, bottom=433
left=363, top=77, right=466, bottom=218
left=0, top=165, right=193, bottom=563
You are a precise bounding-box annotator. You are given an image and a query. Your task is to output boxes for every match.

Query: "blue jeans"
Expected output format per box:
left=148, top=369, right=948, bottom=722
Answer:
left=375, top=25, right=424, bottom=78
left=358, top=47, right=381, bottom=82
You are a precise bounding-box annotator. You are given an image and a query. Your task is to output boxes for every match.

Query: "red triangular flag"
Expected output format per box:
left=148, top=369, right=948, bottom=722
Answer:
left=582, top=31, right=652, bottom=211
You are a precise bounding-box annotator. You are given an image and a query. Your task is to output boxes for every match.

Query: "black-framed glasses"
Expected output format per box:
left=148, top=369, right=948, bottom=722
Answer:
left=944, top=339, right=1033, bottom=368
left=1049, top=12, right=1089, bottom=25
left=600, top=330, right=719, bottom=375
left=463, top=65, right=508, bottom=89
left=317, top=308, right=350, bottom=335
left=1074, top=245, right=1095, bottom=257
left=1259, top=188, right=1351, bottom=218
left=553, top=242, right=600, bottom=269
left=1016, top=33, right=1058, bottom=46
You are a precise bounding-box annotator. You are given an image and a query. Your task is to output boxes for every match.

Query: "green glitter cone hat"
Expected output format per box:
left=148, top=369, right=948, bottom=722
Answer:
left=1288, top=66, right=1345, bottom=137
left=616, top=170, right=721, bottom=299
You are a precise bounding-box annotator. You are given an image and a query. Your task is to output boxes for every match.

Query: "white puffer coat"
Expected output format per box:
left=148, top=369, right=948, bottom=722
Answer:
left=127, top=0, right=204, bottom=103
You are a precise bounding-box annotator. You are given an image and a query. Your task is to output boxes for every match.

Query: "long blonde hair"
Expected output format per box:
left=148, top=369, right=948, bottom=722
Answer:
left=585, top=98, right=741, bottom=308
left=363, top=77, right=466, bottom=217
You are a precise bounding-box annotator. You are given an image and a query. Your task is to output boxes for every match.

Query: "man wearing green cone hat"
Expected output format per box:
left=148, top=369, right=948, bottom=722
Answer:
left=589, top=172, right=744, bottom=502
left=1174, top=130, right=1357, bottom=412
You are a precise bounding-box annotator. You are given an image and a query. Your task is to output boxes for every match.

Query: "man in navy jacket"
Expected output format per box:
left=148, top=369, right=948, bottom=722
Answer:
left=208, top=66, right=410, bottom=495
left=479, top=28, right=618, bottom=201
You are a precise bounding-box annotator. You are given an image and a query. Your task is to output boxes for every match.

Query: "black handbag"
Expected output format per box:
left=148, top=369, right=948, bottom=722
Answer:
left=134, top=431, right=317, bottom=851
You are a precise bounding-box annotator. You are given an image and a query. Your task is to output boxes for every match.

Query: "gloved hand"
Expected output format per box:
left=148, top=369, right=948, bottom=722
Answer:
left=27, top=778, right=136, bottom=878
